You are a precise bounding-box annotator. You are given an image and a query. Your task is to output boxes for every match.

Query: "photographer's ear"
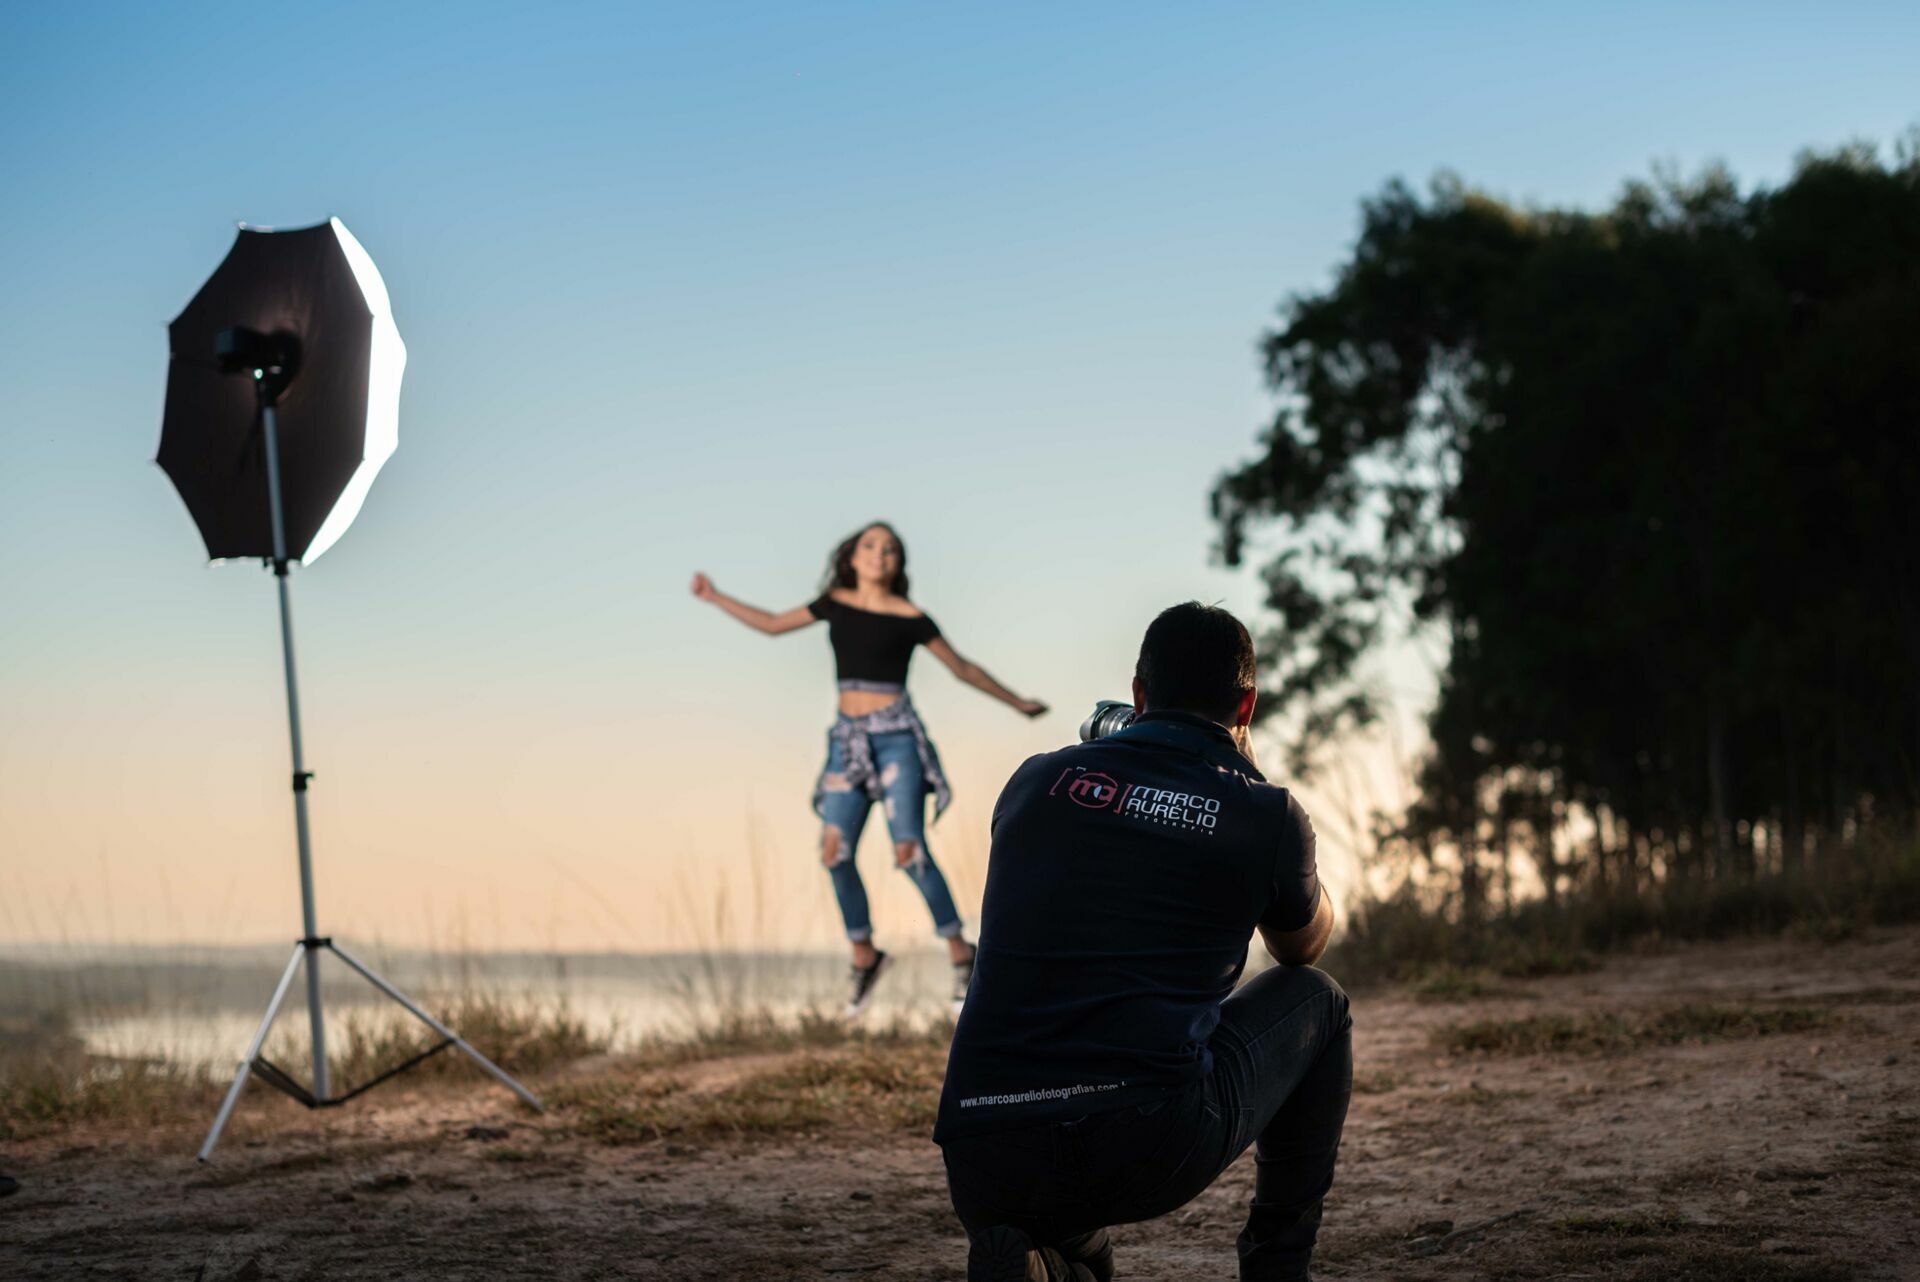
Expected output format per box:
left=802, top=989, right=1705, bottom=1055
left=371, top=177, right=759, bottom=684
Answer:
left=1131, top=676, right=1146, bottom=715
left=1233, top=688, right=1257, bottom=729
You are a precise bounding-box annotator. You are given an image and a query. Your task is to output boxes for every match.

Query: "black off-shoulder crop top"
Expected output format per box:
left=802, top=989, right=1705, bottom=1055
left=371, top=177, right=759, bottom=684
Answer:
left=809, top=593, right=941, bottom=685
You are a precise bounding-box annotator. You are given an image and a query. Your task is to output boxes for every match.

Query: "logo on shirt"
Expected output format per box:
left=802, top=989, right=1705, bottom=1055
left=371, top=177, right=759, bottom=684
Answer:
left=1049, top=767, right=1221, bottom=833
left=1060, top=771, right=1121, bottom=808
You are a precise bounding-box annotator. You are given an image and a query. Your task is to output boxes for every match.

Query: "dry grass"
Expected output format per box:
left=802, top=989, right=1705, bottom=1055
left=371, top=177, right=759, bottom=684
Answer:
left=0, top=994, right=609, bottom=1141
left=1431, top=1081, right=1531, bottom=1107
left=554, top=1039, right=948, bottom=1143
left=0, top=1007, right=226, bottom=1139
left=1, top=989, right=955, bottom=1143
left=280, top=991, right=609, bottom=1085
left=1344, top=1211, right=1856, bottom=1279
left=1329, top=831, right=1920, bottom=989
left=1437, top=1002, right=1836, bottom=1057
left=1351, top=1067, right=1404, bottom=1094
left=1407, top=965, right=1507, bottom=1001
left=625, top=1006, right=951, bottom=1070
left=0, top=1052, right=224, bottom=1141
left=1492, top=943, right=1603, bottom=979
left=1533, top=1214, right=1855, bottom=1281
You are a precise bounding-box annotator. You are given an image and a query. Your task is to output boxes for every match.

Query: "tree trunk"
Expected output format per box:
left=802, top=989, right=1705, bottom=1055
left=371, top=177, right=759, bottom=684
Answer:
left=1707, top=704, right=1732, bottom=882
left=1497, top=808, right=1514, bottom=916
left=1830, top=634, right=1848, bottom=844
left=1537, top=796, right=1560, bottom=910
left=1591, top=804, right=1610, bottom=898
left=1783, top=707, right=1805, bottom=875
left=1460, top=845, right=1484, bottom=929
left=1617, top=815, right=1637, bottom=896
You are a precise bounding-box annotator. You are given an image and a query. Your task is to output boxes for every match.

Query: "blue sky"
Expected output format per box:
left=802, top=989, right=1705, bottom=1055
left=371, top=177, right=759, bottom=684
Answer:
left=3, top=2, right=1916, bottom=950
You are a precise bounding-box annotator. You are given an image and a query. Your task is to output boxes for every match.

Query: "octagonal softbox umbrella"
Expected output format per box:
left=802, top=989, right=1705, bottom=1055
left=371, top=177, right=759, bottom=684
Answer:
left=157, top=220, right=541, bottom=1164
left=159, top=217, right=404, bottom=564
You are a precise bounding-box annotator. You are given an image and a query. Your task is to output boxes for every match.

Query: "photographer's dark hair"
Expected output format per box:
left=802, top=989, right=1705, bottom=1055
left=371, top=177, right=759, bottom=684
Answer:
left=823, top=521, right=910, bottom=597
left=1135, top=602, right=1256, bottom=723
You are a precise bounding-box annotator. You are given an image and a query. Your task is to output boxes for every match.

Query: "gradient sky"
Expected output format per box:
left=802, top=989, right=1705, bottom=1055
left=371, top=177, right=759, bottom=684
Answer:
left=3, top=2, right=1916, bottom=952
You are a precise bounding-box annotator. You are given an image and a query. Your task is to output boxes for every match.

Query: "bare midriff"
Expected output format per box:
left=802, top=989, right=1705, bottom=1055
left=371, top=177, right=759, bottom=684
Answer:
left=837, top=689, right=900, bottom=717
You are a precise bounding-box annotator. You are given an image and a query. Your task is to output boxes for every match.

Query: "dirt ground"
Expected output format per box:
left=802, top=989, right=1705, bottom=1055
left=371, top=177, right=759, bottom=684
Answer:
left=4, top=927, right=1918, bottom=1281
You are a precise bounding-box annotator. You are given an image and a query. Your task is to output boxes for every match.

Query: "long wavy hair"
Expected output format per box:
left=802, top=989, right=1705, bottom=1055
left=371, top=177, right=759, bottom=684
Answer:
left=822, top=521, right=910, bottom=597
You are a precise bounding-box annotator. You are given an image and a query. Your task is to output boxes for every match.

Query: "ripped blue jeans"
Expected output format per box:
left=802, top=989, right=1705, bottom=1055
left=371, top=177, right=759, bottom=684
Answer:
left=818, top=728, right=964, bottom=942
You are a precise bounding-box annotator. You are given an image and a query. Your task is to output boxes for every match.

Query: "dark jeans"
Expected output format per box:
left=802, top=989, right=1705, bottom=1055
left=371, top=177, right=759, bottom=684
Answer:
left=942, top=964, right=1352, bottom=1282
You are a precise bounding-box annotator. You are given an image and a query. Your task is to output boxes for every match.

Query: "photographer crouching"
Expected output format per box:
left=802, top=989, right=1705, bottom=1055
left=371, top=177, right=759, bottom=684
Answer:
left=936, top=603, right=1348, bottom=1282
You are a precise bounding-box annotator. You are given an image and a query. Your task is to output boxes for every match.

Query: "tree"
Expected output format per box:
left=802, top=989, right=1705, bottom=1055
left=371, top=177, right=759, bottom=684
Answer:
left=1214, top=139, right=1920, bottom=906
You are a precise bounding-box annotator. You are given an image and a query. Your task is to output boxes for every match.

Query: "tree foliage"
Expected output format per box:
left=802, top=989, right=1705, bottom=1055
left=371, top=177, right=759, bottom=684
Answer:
left=1214, top=139, right=1920, bottom=908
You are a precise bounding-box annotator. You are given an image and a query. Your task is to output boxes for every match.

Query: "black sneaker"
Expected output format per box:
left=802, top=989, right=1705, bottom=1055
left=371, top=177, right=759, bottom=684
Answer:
left=0, top=1174, right=18, bottom=1198
left=967, top=1225, right=1097, bottom=1282
left=950, top=950, right=976, bottom=1016
left=844, top=950, right=891, bottom=1018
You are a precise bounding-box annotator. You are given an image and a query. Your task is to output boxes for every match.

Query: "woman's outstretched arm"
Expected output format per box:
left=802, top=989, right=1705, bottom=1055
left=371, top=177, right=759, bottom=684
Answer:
left=925, top=637, right=1047, bottom=718
left=691, top=573, right=816, bottom=635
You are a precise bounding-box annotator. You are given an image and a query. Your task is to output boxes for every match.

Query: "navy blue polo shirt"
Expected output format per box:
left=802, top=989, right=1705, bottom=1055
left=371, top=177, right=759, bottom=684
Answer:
left=933, top=710, right=1319, bottom=1143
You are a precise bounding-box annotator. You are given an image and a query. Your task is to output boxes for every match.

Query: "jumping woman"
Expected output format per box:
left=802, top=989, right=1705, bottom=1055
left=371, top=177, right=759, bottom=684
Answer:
left=691, top=521, right=1046, bottom=1018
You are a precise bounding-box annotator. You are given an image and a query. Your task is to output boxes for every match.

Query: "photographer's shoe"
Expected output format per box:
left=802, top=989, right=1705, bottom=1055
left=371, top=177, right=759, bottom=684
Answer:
left=967, top=1225, right=1096, bottom=1281
left=0, top=1173, right=18, bottom=1198
left=951, top=950, right=975, bottom=1016
left=844, top=950, right=891, bottom=1019
left=1062, top=1229, right=1114, bottom=1282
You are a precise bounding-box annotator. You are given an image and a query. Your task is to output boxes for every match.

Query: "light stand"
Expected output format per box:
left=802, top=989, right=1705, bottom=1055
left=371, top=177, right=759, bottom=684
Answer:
left=197, top=332, right=540, bottom=1162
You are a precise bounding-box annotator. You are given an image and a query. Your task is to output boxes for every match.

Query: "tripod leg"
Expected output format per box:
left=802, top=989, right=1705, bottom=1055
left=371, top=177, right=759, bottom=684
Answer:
left=325, top=942, right=544, bottom=1112
left=198, top=944, right=306, bottom=1162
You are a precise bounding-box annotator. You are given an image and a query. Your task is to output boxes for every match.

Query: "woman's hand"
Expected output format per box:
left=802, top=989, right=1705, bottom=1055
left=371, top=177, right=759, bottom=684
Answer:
left=690, top=572, right=717, bottom=602
left=925, top=638, right=1044, bottom=715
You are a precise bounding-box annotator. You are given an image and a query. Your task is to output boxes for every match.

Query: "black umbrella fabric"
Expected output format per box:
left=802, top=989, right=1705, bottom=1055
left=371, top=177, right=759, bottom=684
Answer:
left=159, top=218, right=405, bottom=563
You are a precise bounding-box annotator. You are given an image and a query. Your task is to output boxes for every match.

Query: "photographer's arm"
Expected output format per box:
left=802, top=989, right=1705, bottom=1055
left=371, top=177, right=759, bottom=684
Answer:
left=1259, top=793, right=1332, bottom=965
left=690, top=573, right=816, bottom=636
left=1260, top=885, right=1334, bottom=967
left=925, top=637, right=1047, bottom=718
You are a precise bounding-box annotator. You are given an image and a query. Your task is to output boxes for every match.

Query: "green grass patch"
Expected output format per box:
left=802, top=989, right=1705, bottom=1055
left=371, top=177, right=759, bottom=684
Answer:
left=1438, top=1003, right=1835, bottom=1056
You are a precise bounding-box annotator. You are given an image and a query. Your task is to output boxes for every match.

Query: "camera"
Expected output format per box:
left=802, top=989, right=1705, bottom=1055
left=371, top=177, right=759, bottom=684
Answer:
left=1079, top=700, right=1137, bottom=742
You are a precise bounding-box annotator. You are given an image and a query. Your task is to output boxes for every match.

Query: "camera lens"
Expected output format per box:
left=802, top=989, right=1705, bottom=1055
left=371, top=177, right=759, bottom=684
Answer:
left=1080, top=700, right=1137, bottom=742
